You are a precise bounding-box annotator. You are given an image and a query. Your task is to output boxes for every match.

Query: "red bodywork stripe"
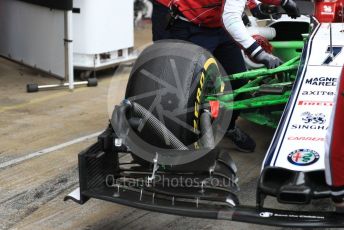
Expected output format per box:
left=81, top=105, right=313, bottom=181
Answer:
left=330, top=66, right=344, bottom=187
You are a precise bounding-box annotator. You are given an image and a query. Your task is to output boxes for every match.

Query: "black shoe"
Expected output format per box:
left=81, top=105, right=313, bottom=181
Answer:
left=226, top=127, right=256, bottom=153
left=336, top=205, right=344, bottom=213
left=334, top=198, right=344, bottom=213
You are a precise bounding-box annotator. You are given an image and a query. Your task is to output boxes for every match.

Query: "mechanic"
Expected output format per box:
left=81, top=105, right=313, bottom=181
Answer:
left=325, top=72, right=344, bottom=212
left=152, top=0, right=171, bottom=40
left=151, top=0, right=281, bottom=40
left=151, top=0, right=300, bottom=153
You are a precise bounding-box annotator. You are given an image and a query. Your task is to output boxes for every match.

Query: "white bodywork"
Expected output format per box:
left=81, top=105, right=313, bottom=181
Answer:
left=265, top=23, right=344, bottom=172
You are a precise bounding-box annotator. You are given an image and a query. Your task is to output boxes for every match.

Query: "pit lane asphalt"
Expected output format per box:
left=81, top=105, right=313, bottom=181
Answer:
left=0, top=26, right=335, bottom=230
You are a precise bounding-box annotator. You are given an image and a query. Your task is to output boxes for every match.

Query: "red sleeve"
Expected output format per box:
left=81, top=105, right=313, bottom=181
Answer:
left=155, top=0, right=171, bottom=7
left=246, top=0, right=258, bottom=10
left=260, top=0, right=282, bottom=6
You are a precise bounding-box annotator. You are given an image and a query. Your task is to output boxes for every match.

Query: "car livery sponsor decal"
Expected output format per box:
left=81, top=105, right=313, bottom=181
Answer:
left=291, top=124, right=328, bottom=130
left=298, top=100, right=334, bottom=106
left=288, top=149, right=320, bottom=166
left=301, top=112, right=326, bottom=124
left=305, top=77, right=337, bottom=86
left=301, top=90, right=336, bottom=96
left=258, top=211, right=326, bottom=219
left=287, top=136, right=325, bottom=141
left=291, top=112, right=328, bottom=130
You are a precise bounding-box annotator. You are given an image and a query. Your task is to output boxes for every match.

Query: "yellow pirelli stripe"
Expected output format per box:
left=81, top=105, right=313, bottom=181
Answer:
left=193, top=58, right=219, bottom=149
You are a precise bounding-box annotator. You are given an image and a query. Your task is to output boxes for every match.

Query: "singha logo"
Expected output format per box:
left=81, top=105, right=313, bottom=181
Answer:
left=301, top=112, right=326, bottom=124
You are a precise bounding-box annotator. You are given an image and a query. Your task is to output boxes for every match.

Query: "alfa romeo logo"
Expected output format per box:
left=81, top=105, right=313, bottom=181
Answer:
left=287, top=149, right=320, bottom=166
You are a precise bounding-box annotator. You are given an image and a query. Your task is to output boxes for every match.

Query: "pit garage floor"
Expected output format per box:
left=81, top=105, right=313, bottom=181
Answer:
left=0, top=26, right=335, bottom=230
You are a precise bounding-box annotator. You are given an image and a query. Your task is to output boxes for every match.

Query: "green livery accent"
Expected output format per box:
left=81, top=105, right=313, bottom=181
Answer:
left=204, top=40, right=305, bottom=128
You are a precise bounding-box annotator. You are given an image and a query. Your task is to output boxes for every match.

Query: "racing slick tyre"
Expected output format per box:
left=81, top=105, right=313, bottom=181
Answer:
left=124, top=40, right=227, bottom=167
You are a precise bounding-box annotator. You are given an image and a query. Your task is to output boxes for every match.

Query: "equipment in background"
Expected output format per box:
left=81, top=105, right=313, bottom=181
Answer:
left=73, top=0, right=137, bottom=77
left=0, top=0, right=137, bottom=93
left=134, top=0, right=153, bottom=26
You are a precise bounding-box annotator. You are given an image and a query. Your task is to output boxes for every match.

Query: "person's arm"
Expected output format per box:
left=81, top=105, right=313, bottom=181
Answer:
left=222, top=0, right=258, bottom=52
left=222, top=0, right=282, bottom=68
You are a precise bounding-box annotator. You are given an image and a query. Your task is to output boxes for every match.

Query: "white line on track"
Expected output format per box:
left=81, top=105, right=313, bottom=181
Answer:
left=0, top=131, right=102, bottom=170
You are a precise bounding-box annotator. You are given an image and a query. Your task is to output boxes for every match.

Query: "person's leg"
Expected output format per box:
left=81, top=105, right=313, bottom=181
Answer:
left=213, top=38, right=246, bottom=130
left=151, top=1, right=171, bottom=41
left=212, top=31, right=256, bottom=152
left=169, top=20, right=218, bottom=52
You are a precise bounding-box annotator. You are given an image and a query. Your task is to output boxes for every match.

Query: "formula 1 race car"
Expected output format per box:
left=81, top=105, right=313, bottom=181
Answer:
left=65, top=0, right=344, bottom=228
